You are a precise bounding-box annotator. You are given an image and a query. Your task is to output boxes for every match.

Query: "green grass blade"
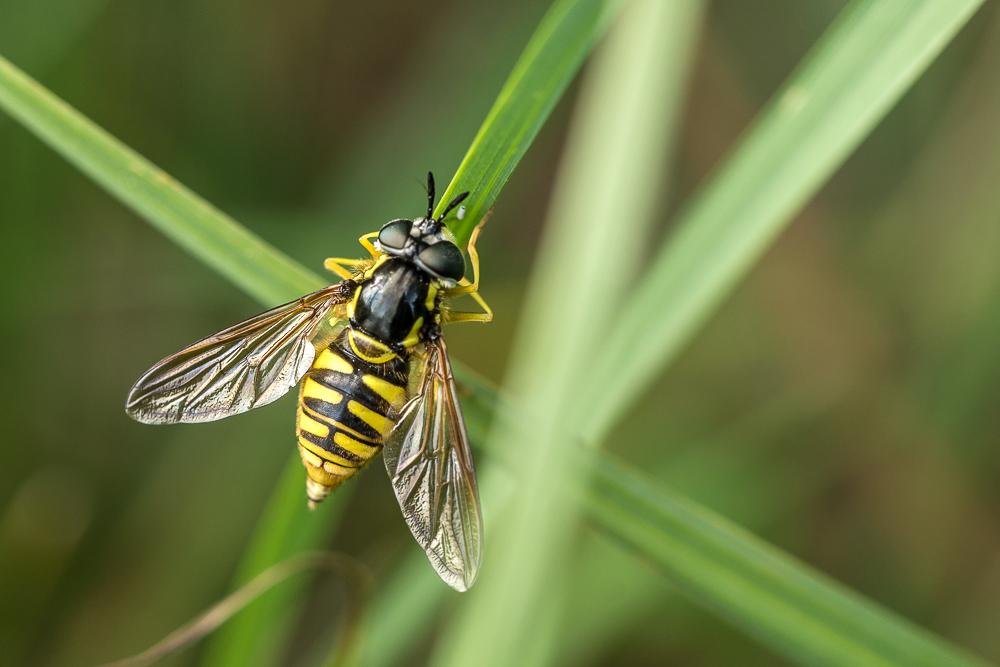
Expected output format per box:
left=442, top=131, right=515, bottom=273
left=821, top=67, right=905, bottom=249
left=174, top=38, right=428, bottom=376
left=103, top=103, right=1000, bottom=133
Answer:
left=433, top=1, right=703, bottom=665
left=432, top=0, right=623, bottom=245
left=0, top=54, right=322, bottom=307
left=0, top=52, right=346, bottom=667
left=361, top=375, right=995, bottom=667
left=574, top=0, right=988, bottom=443
left=0, top=2, right=626, bottom=663
left=577, top=451, right=994, bottom=667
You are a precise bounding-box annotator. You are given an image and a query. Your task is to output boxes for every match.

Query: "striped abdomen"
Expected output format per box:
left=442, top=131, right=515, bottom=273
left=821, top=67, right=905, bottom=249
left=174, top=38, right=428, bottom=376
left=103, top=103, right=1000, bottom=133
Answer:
left=297, top=328, right=409, bottom=506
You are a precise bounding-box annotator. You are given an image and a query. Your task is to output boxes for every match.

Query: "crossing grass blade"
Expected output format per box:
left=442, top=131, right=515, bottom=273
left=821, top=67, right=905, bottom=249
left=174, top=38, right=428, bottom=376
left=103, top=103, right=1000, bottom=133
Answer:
left=359, top=379, right=995, bottom=667
left=0, top=51, right=344, bottom=667
left=431, top=1, right=703, bottom=665
left=0, top=1, right=625, bottom=664
left=197, top=462, right=348, bottom=667
left=432, top=0, right=623, bottom=245
left=573, top=0, right=990, bottom=443
left=0, top=53, right=322, bottom=307
left=574, top=450, right=994, bottom=667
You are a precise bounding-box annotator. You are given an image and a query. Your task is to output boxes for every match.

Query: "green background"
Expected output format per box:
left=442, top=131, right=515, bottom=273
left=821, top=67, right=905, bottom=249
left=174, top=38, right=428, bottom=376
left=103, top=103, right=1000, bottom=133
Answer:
left=1, top=1, right=1000, bottom=666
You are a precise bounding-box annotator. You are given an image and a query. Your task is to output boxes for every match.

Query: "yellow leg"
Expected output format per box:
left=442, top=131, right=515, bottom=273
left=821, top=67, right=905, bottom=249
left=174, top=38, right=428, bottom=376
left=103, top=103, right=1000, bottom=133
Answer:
left=443, top=308, right=492, bottom=323
left=442, top=210, right=491, bottom=298
left=442, top=210, right=493, bottom=323
left=323, top=257, right=359, bottom=280
left=324, top=232, right=382, bottom=279
left=359, top=232, right=382, bottom=258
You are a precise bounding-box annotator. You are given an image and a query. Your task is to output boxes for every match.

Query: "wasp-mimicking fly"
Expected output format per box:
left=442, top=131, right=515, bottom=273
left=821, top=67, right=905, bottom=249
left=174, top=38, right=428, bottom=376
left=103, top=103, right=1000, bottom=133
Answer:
left=126, top=173, right=491, bottom=591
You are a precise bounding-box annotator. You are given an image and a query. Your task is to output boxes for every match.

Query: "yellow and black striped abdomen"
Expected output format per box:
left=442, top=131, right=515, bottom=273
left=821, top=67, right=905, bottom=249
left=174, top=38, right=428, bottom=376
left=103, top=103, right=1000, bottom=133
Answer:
left=297, top=328, right=409, bottom=506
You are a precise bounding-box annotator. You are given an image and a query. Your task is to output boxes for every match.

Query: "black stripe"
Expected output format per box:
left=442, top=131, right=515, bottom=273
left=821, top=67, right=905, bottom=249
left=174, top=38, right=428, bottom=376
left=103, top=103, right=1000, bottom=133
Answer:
left=302, top=395, right=382, bottom=440
left=298, top=429, right=365, bottom=465
left=302, top=396, right=343, bottom=419
left=303, top=328, right=409, bottom=444
left=309, top=369, right=389, bottom=414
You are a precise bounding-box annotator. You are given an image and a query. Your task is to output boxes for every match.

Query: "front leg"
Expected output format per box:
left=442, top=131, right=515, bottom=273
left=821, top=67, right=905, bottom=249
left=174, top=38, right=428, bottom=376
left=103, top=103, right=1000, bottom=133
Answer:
left=323, top=257, right=360, bottom=280
left=441, top=211, right=493, bottom=323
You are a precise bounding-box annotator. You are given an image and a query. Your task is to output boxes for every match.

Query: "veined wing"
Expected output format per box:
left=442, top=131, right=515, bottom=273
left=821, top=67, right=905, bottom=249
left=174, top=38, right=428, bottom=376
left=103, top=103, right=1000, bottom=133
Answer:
left=126, top=282, right=355, bottom=424
left=383, top=337, right=484, bottom=591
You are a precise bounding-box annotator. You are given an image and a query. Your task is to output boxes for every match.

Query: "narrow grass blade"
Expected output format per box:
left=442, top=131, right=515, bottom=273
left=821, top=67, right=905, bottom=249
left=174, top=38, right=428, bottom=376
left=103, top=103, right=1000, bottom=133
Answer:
left=0, top=54, right=323, bottom=307
left=0, top=2, right=624, bottom=663
left=0, top=53, right=336, bottom=667
left=433, top=1, right=703, bottom=666
left=356, top=553, right=445, bottom=667
left=363, top=373, right=995, bottom=667
left=574, top=0, right=988, bottom=443
left=576, top=452, right=994, bottom=667
left=432, top=0, right=623, bottom=245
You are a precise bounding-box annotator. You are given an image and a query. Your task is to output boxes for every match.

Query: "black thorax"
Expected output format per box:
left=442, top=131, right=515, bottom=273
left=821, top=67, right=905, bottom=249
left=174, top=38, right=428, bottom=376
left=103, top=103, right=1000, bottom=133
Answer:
left=352, top=258, right=435, bottom=344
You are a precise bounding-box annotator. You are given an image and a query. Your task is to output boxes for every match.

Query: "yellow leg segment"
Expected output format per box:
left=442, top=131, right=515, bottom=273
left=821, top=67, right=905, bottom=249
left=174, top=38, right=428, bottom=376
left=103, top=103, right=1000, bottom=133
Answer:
left=324, top=232, right=383, bottom=279
left=442, top=210, right=493, bottom=323
left=323, top=257, right=359, bottom=280
left=443, top=308, right=492, bottom=323
left=359, top=232, right=382, bottom=258
left=324, top=232, right=382, bottom=279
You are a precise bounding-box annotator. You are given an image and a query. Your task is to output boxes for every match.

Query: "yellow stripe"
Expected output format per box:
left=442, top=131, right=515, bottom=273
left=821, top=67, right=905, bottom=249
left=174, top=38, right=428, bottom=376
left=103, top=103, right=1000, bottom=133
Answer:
left=334, top=431, right=379, bottom=458
left=301, top=404, right=378, bottom=443
left=298, top=436, right=331, bottom=460
left=298, top=411, right=330, bottom=439
left=349, top=330, right=397, bottom=364
left=400, top=317, right=423, bottom=349
left=425, top=283, right=438, bottom=310
left=298, top=436, right=359, bottom=468
left=300, top=448, right=348, bottom=487
left=324, top=460, right=355, bottom=475
left=298, top=444, right=323, bottom=468
left=314, top=348, right=353, bottom=374
left=362, top=374, right=405, bottom=406
left=302, top=377, right=343, bottom=407
left=348, top=400, right=392, bottom=434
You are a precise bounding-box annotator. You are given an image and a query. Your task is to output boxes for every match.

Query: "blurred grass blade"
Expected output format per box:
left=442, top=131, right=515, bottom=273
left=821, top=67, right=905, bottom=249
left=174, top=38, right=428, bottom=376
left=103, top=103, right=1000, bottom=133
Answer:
left=575, top=0, right=988, bottom=442
left=363, top=380, right=996, bottom=667
left=433, top=0, right=623, bottom=244
left=0, top=54, right=322, bottom=307
left=0, top=51, right=343, bottom=667
left=0, top=1, right=628, bottom=664
left=432, top=1, right=703, bottom=666
left=576, top=451, right=993, bottom=667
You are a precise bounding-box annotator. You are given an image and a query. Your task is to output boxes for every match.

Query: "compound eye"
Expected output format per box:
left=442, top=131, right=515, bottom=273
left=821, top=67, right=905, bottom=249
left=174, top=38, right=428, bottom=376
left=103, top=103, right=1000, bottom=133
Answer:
left=418, top=241, right=465, bottom=281
left=378, top=219, right=412, bottom=250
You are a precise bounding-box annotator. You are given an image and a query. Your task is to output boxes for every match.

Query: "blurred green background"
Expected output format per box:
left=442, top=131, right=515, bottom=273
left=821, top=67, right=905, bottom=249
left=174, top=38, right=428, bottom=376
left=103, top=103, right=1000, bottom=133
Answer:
left=2, top=1, right=1000, bottom=666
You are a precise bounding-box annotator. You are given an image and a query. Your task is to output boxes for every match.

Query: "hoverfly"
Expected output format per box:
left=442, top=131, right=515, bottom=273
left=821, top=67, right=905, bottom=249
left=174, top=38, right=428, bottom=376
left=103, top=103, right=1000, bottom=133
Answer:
left=126, top=173, right=491, bottom=591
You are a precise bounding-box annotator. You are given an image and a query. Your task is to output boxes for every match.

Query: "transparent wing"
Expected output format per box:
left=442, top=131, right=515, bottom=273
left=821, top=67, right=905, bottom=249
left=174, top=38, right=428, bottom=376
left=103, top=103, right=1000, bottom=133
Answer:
left=126, top=282, right=355, bottom=424
left=383, top=338, right=484, bottom=591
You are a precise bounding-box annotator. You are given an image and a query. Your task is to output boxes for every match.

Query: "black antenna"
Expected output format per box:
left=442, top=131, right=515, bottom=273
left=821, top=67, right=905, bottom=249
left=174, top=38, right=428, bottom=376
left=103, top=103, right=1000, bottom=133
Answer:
left=438, top=191, right=469, bottom=224
left=426, top=172, right=436, bottom=220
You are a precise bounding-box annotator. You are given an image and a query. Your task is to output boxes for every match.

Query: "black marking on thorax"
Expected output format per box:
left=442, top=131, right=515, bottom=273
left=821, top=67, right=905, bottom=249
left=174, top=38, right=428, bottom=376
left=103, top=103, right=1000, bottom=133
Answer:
left=353, top=258, right=435, bottom=344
